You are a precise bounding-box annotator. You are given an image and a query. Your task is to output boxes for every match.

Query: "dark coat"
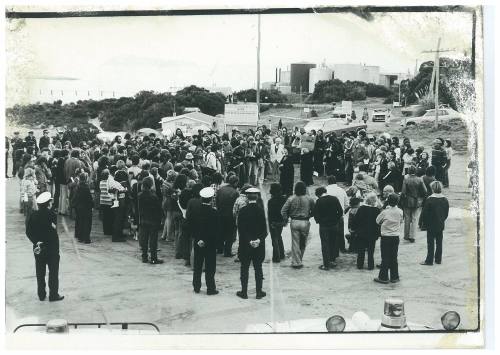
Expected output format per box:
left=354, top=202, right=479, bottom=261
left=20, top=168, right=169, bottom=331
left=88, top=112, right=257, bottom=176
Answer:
left=26, top=207, right=59, bottom=256
left=313, top=195, right=343, bottom=228
left=138, top=189, right=162, bottom=227
left=237, top=202, right=267, bottom=261
left=421, top=196, right=449, bottom=232
left=352, top=205, right=381, bottom=241
left=187, top=202, right=219, bottom=250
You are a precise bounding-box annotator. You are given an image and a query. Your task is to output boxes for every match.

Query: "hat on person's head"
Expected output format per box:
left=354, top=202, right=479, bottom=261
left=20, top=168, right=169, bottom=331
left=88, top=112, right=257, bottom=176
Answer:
left=185, top=153, right=194, bottom=160
left=433, top=138, right=442, bottom=145
left=245, top=187, right=260, bottom=194
left=36, top=191, right=52, bottom=204
left=28, top=130, right=34, bottom=134
left=199, top=187, right=215, bottom=199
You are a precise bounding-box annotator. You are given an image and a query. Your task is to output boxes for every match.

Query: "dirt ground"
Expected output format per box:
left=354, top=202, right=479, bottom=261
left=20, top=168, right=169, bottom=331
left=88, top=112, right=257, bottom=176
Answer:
left=5, top=106, right=480, bottom=334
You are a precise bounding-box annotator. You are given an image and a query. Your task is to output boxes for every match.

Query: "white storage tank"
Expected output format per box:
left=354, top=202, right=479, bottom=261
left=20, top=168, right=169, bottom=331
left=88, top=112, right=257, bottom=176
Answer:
left=309, top=67, right=333, bottom=93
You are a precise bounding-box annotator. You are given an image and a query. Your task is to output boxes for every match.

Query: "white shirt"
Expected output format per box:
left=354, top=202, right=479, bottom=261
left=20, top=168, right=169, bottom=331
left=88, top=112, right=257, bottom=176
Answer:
left=326, top=184, right=349, bottom=211
left=270, top=143, right=285, bottom=163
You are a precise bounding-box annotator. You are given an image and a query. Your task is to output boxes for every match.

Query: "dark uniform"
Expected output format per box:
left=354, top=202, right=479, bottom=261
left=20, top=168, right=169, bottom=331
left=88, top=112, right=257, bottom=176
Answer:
left=25, top=205, right=62, bottom=301
left=39, top=134, right=50, bottom=151
left=11, top=135, right=24, bottom=177
left=187, top=201, right=219, bottom=294
left=138, top=187, right=163, bottom=263
left=237, top=201, right=267, bottom=298
left=25, top=133, right=38, bottom=155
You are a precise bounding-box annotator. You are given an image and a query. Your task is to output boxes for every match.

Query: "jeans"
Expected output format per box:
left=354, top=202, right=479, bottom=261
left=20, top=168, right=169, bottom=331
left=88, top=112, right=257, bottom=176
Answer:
left=319, top=225, right=336, bottom=267
left=425, top=230, right=443, bottom=264
left=247, top=160, right=258, bottom=185
left=357, top=238, right=376, bottom=269
left=193, top=245, right=216, bottom=292
left=139, top=224, right=159, bottom=260
left=35, top=253, right=60, bottom=300
left=269, top=223, right=285, bottom=261
left=378, top=236, right=399, bottom=281
left=290, top=220, right=310, bottom=266
left=403, top=207, right=420, bottom=240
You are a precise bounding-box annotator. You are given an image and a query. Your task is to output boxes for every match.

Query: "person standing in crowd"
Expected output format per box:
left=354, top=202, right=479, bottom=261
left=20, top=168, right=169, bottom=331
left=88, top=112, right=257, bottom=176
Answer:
left=420, top=181, right=449, bottom=266
left=172, top=173, right=188, bottom=259
left=138, top=177, right=163, bottom=264
left=313, top=130, right=326, bottom=177
left=11, top=131, right=24, bottom=177
left=281, top=181, right=315, bottom=269
left=374, top=193, right=403, bottom=284
left=215, top=175, right=239, bottom=257
left=39, top=129, right=50, bottom=151
left=25, top=192, right=64, bottom=302
left=362, top=107, right=369, bottom=124
left=236, top=187, right=267, bottom=299
left=313, top=186, right=344, bottom=271
left=20, top=167, right=38, bottom=226
left=443, top=139, right=453, bottom=188
left=400, top=165, right=427, bottom=243
left=99, top=169, right=114, bottom=236
left=188, top=187, right=219, bottom=295
left=73, top=172, right=93, bottom=244
left=431, top=138, right=447, bottom=183
left=270, top=137, right=285, bottom=181
left=160, top=170, right=177, bottom=241
left=325, top=175, right=349, bottom=255
left=300, top=148, right=314, bottom=186
left=267, top=183, right=287, bottom=263
left=279, top=148, right=294, bottom=196
left=25, top=130, right=38, bottom=154
left=34, top=156, right=52, bottom=193
left=111, top=169, right=129, bottom=242
left=352, top=192, right=381, bottom=270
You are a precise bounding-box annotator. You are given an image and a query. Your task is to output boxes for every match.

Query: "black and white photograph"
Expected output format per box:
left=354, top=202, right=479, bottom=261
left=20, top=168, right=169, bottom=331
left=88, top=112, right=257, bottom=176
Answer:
left=2, top=1, right=492, bottom=351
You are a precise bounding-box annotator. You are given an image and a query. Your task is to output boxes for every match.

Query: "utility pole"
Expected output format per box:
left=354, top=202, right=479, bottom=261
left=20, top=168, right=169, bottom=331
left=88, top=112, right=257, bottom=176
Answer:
left=256, top=14, right=261, bottom=123
left=422, top=38, right=454, bottom=128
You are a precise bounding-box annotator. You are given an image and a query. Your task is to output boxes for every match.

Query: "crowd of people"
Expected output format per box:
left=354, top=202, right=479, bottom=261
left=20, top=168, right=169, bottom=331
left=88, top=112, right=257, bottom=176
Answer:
left=6, top=123, right=452, bottom=300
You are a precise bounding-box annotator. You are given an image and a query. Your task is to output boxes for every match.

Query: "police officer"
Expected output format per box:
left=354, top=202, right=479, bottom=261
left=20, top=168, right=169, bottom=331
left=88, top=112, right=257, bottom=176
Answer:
left=11, top=131, right=24, bottom=177
left=25, top=192, right=64, bottom=302
left=187, top=187, right=219, bottom=295
left=39, top=129, right=50, bottom=151
left=236, top=187, right=268, bottom=299
left=25, top=130, right=38, bottom=155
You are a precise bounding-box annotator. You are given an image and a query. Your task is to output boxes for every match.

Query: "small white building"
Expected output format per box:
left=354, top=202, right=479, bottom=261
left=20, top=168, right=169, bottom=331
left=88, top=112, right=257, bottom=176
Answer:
left=159, top=112, right=224, bottom=137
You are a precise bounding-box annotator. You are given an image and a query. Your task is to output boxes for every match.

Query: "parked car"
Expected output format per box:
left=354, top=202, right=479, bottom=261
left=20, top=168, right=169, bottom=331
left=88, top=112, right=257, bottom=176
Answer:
left=245, top=298, right=461, bottom=333
left=402, top=108, right=465, bottom=126
left=371, top=109, right=391, bottom=122
left=303, top=119, right=367, bottom=136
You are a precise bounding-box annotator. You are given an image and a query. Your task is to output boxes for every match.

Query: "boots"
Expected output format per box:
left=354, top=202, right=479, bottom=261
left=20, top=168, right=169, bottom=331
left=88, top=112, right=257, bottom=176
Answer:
left=236, top=279, right=248, bottom=299
left=256, top=277, right=266, bottom=299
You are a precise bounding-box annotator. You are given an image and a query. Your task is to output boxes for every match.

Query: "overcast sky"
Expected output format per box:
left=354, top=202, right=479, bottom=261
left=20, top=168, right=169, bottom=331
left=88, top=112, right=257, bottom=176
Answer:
left=6, top=11, right=473, bottom=104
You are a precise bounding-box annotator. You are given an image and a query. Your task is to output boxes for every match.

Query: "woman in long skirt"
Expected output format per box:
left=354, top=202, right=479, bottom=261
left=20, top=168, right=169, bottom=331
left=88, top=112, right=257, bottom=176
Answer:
left=74, top=172, right=93, bottom=243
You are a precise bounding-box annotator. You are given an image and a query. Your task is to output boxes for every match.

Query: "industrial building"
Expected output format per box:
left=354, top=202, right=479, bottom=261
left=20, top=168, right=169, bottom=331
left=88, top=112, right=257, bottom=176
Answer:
left=290, top=63, right=316, bottom=93
left=309, top=66, right=333, bottom=93
left=333, top=64, right=380, bottom=84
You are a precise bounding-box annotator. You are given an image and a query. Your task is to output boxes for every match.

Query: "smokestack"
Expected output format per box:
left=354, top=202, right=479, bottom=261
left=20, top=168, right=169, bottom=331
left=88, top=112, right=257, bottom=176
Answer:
left=275, top=68, right=278, bottom=83
left=279, top=68, right=282, bottom=82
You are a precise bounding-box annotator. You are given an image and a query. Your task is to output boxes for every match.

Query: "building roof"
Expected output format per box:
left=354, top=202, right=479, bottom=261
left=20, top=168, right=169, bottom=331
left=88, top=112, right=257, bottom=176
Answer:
left=160, top=111, right=217, bottom=125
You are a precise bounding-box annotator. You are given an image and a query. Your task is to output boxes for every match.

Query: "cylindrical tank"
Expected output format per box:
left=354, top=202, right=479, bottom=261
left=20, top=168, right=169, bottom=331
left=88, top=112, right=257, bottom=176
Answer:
left=309, top=67, right=333, bottom=93
left=290, top=63, right=316, bottom=93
